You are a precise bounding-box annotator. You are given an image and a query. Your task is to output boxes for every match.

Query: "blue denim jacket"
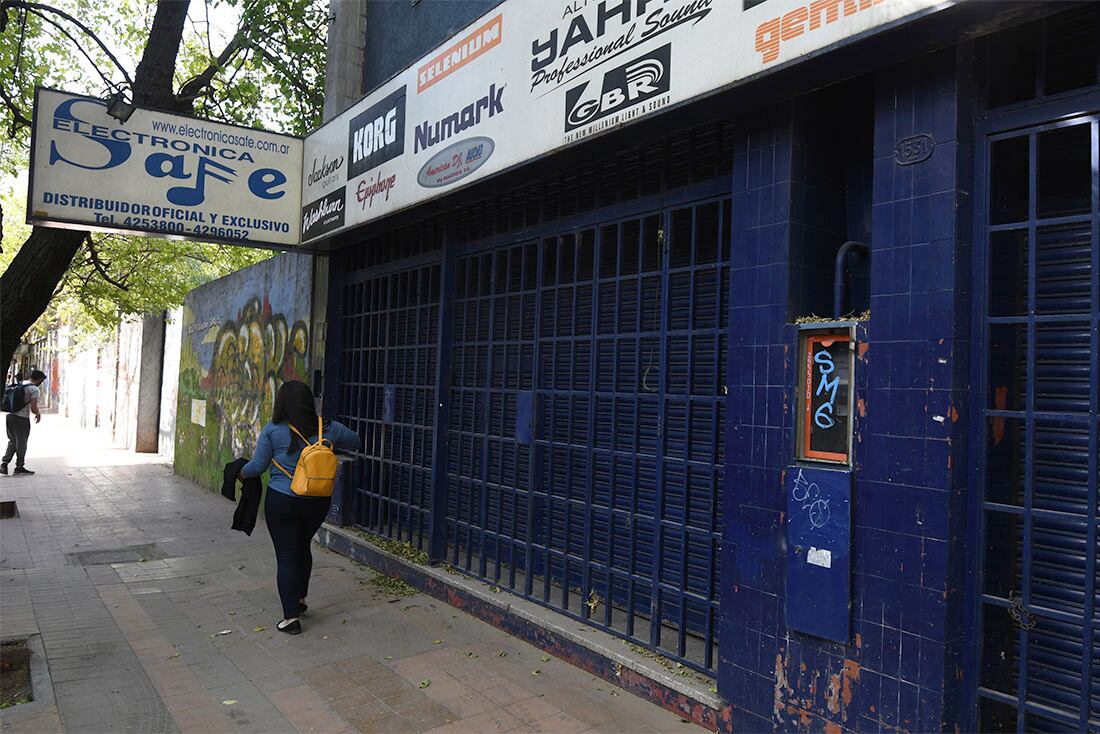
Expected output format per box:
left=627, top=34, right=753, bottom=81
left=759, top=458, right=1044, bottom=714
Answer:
left=241, top=420, right=361, bottom=496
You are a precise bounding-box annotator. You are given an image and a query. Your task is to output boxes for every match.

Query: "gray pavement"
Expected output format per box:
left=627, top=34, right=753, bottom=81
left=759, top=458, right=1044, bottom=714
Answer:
left=0, top=416, right=697, bottom=734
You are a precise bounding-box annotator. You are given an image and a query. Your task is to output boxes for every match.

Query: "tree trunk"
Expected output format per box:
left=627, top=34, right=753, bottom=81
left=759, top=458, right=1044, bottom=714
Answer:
left=133, top=0, right=191, bottom=111
left=1, top=228, right=85, bottom=369
left=1, top=0, right=191, bottom=370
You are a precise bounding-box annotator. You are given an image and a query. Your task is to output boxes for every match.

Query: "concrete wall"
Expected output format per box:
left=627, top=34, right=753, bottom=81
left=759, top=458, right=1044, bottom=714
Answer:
left=175, top=253, right=313, bottom=493
left=113, top=318, right=142, bottom=451
left=159, top=308, right=183, bottom=464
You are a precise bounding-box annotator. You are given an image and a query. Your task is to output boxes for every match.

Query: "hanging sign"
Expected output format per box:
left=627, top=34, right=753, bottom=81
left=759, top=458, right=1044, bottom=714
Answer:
left=300, top=0, right=954, bottom=244
left=27, top=88, right=302, bottom=249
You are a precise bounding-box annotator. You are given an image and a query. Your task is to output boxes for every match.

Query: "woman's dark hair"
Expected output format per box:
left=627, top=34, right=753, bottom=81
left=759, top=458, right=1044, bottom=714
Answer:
left=272, top=380, right=321, bottom=452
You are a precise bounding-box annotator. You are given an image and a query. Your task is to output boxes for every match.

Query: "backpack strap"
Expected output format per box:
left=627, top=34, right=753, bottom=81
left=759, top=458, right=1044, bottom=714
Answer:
left=288, top=422, right=310, bottom=445
left=271, top=458, right=293, bottom=478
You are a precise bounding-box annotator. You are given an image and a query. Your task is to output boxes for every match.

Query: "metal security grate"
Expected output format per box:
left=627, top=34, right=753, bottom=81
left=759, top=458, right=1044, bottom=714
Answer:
left=975, top=111, right=1099, bottom=732
left=444, top=198, right=729, bottom=673
left=334, top=118, right=735, bottom=674
left=339, top=261, right=441, bottom=549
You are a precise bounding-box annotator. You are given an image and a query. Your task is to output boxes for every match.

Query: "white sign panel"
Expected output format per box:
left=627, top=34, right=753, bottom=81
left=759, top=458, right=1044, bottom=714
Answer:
left=302, top=0, right=952, bottom=244
left=29, top=88, right=302, bottom=248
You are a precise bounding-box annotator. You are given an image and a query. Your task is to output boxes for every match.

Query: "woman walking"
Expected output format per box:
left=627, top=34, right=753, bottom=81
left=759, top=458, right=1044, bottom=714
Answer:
left=240, top=380, right=361, bottom=634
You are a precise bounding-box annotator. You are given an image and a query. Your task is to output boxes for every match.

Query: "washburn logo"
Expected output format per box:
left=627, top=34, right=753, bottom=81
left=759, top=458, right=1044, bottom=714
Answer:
left=418, top=14, right=503, bottom=93
left=415, top=84, right=504, bottom=154
left=356, top=171, right=397, bottom=209
left=306, top=154, right=344, bottom=188
left=530, top=0, right=711, bottom=92
left=347, top=86, right=405, bottom=179
left=565, top=44, right=669, bottom=133
left=301, top=187, right=345, bottom=239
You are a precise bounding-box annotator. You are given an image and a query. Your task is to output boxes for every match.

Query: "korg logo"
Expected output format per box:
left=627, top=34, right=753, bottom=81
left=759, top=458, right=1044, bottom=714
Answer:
left=564, top=44, right=670, bottom=133
left=347, top=86, right=406, bottom=179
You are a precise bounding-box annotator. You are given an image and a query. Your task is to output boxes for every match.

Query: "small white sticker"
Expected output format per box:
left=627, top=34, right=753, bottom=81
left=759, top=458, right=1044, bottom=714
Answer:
left=807, top=547, right=832, bottom=569
left=191, top=399, right=207, bottom=427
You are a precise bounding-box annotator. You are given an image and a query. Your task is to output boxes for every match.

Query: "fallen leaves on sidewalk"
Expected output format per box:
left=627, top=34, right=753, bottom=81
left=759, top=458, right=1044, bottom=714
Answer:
left=221, top=700, right=237, bottom=706
left=253, top=626, right=266, bottom=632
left=419, top=679, right=431, bottom=689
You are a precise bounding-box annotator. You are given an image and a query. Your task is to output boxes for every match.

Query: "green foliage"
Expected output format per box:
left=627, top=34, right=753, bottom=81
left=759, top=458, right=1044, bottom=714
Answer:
left=0, top=0, right=325, bottom=336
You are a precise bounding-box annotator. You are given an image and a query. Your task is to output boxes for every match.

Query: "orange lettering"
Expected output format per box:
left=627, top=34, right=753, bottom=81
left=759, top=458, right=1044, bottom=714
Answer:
left=756, top=18, right=782, bottom=63
left=781, top=7, right=808, bottom=40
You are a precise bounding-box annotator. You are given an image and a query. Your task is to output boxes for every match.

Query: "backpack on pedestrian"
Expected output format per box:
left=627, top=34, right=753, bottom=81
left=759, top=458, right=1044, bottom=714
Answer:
left=271, top=416, right=339, bottom=497
left=1, top=383, right=26, bottom=414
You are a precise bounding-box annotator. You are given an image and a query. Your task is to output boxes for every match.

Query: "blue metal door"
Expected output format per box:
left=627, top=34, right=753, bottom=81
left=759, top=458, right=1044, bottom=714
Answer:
left=973, top=109, right=1099, bottom=731
left=444, top=197, right=728, bottom=673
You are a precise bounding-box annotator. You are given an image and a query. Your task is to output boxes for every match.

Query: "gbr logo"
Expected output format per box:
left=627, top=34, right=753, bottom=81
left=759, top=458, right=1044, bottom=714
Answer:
left=564, top=44, right=671, bottom=133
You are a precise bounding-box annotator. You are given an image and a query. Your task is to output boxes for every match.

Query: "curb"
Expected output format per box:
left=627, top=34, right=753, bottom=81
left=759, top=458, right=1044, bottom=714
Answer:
left=317, top=523, right=732, bottom=732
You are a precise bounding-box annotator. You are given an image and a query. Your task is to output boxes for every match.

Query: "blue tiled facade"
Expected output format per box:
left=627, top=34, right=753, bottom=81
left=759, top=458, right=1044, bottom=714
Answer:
left=721, top=50, right=973, bottom=732
left=326, top=3, right=1100, bottom=730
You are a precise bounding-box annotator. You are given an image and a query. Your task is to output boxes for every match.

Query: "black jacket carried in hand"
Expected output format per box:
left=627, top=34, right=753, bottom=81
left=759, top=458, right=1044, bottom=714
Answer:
left=222, top=458, right=261, bottom=536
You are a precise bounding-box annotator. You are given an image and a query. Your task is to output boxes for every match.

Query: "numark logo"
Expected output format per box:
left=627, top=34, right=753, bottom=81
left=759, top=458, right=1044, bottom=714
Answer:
left=415, top=84, right=505, bottom=154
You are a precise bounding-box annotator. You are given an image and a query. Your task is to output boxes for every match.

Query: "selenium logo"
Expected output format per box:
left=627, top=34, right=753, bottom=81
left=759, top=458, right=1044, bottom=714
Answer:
left=564, top=44, right=671, bottom=133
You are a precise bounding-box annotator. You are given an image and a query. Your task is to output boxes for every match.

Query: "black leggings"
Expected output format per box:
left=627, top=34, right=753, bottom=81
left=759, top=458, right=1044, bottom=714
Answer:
left=264, top=489, right=331, bottom=619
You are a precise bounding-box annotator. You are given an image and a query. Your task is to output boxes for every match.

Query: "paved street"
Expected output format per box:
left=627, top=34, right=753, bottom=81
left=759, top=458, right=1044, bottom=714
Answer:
left=0, top=417, right=696, bottom=734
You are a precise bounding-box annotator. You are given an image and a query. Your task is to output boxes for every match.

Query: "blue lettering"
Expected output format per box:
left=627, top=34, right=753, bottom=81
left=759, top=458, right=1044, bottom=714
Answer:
left=49, top=98, right=131, bottom=170
left=248, top=168, right=286, bottom=200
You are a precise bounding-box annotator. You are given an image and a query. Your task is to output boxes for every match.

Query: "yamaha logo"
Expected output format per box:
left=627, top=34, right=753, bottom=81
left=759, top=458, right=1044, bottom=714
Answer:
left=564, top=44, right=671, bottom=134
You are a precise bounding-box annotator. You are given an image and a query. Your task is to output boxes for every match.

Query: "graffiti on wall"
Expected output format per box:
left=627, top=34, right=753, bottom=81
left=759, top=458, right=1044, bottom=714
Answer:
left=175, top=253, right=312, bottom=492
left=208, top=298, right=309, bottom=455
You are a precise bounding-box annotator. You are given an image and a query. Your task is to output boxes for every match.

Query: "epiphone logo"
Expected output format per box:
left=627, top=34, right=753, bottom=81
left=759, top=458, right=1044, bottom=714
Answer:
left=306, top=155, right=344, bottom=187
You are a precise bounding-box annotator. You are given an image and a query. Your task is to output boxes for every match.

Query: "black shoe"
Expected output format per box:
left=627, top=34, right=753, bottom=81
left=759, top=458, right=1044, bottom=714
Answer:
left=0, top=464, right=7, bottom=475
left=277, top=619, right=301, bottom=635
left=298, top=601, right=308, bottom=615
left=12, top=467, right=33, bottom=475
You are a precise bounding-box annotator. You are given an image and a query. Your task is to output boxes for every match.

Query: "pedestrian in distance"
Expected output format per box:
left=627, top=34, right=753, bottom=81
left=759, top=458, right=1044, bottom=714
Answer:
left=2, top=369, right=47, bottom=475
left=239, top=379, right=361, bottom=635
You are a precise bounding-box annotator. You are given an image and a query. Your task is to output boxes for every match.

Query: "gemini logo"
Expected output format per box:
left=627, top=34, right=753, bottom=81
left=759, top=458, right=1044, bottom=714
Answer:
left=564, top=44, right=670, bottom=133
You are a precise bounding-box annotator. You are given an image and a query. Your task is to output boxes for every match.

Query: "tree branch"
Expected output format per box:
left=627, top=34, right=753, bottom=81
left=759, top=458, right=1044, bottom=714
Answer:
left=1, top=0, right=134, bottom=86
left=84, top=235, right=129, bottom=290
left=175, top=32, right=244, bottom=103
left=0, top=83, right=30, bottom=130
left=250, top=40, right=323, bottom=108
left=18, top=8, right=116, bottom=90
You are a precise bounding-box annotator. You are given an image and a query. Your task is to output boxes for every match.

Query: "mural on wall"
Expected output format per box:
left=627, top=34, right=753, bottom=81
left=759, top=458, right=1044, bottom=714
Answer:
left=175, top=253, right=312, bottom=492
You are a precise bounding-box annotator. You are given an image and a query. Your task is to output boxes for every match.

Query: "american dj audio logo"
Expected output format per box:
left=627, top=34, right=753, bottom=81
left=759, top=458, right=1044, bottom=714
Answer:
left=564, top=44, right=670, bottom=134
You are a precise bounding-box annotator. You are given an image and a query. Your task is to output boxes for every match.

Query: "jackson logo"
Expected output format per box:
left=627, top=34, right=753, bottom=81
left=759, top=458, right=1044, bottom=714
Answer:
left=417, top=137, right=494, bottom=189
left=418, top=14, right=503, bottom=93
left=415, top=84, right=504, bottom=154
left=356, top=171, right=397, bottom=209
left=301, top=187, right=345, bottom=240
left=306, top=154, right=344, bottom=188
left=565, top=44, right=669, bottom=133
left=531, top=0, right=711, bottom=92
left=347, top=86, right=405, bottom=179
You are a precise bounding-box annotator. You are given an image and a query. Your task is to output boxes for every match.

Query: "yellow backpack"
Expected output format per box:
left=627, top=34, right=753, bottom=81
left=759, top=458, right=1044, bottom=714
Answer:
left=272, top=416, right=338, bottom=497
